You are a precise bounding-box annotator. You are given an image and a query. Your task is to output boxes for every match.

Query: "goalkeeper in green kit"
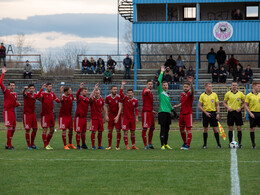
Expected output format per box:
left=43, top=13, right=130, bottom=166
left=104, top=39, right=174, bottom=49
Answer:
left=158, top=66, right=175, bottom=150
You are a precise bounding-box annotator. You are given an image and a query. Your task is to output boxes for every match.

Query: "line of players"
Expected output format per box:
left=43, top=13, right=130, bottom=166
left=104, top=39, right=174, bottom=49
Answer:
left=1, top=66, right=258, bottom=150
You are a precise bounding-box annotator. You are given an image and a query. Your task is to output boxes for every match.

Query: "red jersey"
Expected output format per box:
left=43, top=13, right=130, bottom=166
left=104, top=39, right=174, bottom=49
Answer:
left=105, top=94, right=122, bottom=117
left=180, top=91, right=194, bottom=115
left=75, top=88, right=89, bottom=117
left=120, top=89, right=138, bottom=119
left=0, top=73, right=18, bottom=112
left=39, top=91, right=60, bottom=116
left=142, top=88, right=153, bottom=112
left=23, top=89, right=43, bottom=114
left=90, top=96, right=104, bottom=120
left=59, top=94, right=74, bottom=117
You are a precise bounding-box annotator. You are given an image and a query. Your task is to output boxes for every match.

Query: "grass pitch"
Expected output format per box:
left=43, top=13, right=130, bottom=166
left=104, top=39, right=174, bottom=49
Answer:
left=0, top=122, right=259, bottom=195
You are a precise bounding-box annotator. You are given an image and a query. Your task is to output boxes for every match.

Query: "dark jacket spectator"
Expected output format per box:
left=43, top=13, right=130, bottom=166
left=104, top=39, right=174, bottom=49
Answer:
left=103, top=67, right=112, bottom=83
left=123, top=54, right=132, bottom=79
left=216, top=47, right=226, bottom=69
left=0, top=43, right=6, bottom=67
left=162, top=72, right=172, bottom=84
left=232, top=9, right=243, bottom=20
left=82, top=57, right=90, bottom=74
left=173, top=73, right=179, bottom=84
left=186, top=66, right=195, bottom=78
left=240, top=71, right=249, bottom=84
left=176, top=66, right=185, bottom=82
left=245, top=65, right=253, bottom=84
left=227, top=54, right=237, bottom=75
left=212, top=66, right=219, bottom=83
left=219, top=66, right=227, bottom=83
left=107, top=56, right=117, bottom=74
left=153, top=69, right=161, bottom=86
left=24, top=60, right=32, bottom=79
left=165, top=55, right=176, bottom=73
left=176, top=55, right=185, bottom=69
left=207, top=48, right=216, bottom=73
left=97, top=58, right=105, bottom=74
left=233, top=65, right=242, bottom=82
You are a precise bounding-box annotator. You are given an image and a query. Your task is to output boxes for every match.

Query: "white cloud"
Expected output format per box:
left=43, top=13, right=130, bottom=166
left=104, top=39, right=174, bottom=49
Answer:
left=0, top=0, right=117, bottom=20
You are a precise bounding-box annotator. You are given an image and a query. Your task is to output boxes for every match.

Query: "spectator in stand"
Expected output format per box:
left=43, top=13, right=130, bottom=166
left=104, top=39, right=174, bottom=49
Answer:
left=233, top=64, right=242, bottom=82
left=240, top=71, right=249, bottom=84
left=90, top=57, right=96, bottom=74
left=227, top=54, right=237, bottom=76
left=0, top=42, right=6, bottom=67
left=216, top=47, right=226, bottom=70
left=211, top=66, right=219, bottom=83
left=176, top=66, right=185, bottom=83
left=82, top=57, right=90, bottom=75
left=223, top=60, right=230, bottom=78
left=162, top=67, right=173, bottom=88
left=103, top=67, right=112, bottom=84
left=153, top=68, right=161, bottom=87
left=107, top=56, right=117, bottom=74
left=207, top=48, right=216, bottom=73
left=123, top=54, right=132, bottom=79
left=165, top=55, right=176, bottom=73
left=96, top=58, right=105, bottom=74
left=176, top=55, right=185, bottom=69
left=232, top=9, right=243, bottom=20
left=186, top=65, right=195, bottom=81
left=219, top=66, right=227, bottom=83
left=23, top=60, right=32, bottom=79
left=236, top=60, right=243, bottom=70
left=245, top=65, right=253, bottom=84
left=173, top=73, right=179, bottom=85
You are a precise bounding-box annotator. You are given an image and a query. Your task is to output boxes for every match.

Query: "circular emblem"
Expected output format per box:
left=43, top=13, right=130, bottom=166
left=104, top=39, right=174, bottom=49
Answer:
left=213, top=21, right=233, bottom=41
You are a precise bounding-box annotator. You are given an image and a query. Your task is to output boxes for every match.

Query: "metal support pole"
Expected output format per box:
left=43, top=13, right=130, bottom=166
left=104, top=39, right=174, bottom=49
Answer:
left=117, top=0, right=120, bottom=56
left=196, top=42, right=200, bottom=120
left=166, top=4, right=168, bottom=21
left=196, top=3, right=200, bottom=21
left=134, top=43, right=140, bottom=90
left=258, top=42, right=260, bottom=68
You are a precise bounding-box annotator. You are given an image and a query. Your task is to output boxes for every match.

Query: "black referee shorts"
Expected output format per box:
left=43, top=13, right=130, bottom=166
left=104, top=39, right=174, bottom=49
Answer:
left=158, top=112, right=171, bottom=125
left=227, top=111, right=243, bottom=126
left=249, top=112, right=260, bottom=128
left=203, top=111, right=218, bottom=128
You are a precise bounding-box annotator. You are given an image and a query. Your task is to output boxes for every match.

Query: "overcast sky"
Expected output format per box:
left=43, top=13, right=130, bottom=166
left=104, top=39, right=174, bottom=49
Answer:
left=0, top=0, right=129, bottom=54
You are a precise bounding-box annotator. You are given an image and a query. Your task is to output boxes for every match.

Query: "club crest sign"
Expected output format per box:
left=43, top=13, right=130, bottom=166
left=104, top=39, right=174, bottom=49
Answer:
left=213, top=22, right=233, bottom=41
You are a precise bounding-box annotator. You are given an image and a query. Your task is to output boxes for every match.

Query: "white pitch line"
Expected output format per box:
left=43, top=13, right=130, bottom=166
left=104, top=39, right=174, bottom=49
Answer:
left=231, top=132, right=241, bottom=195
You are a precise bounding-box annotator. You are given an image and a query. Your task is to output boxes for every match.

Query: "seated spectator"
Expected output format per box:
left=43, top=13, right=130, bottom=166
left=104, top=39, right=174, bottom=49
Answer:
left=24, top=60, right=32, bottom=79
left=232, top=9, right=243, bottom=20
left=207, top=48, right=216, bottom=73
left=233, top=65, right=242, bottom=82
left=162, top=67, right=173, bottom=85
left=219, top=66, right=227, bottom=83
left=227, top=55, right=238, bottom=76
left=97, top=58, right=105, bottom=74
left=245, top=65, right=253, bottom=84
left=173, top=73, right=179, bottom=85
left=211, top=66, right=219, bottom=83
left=165, top=55, right=176, bottom=73
left=176, top=66, right=185, bottom=83
left=82, top=57, right=90, bottom=75
left=236, top=60, right=243, bottom=70
left=103, top=67, right=112, bottom=83
left=107, top=56, right=117, bottom=74
left=153, top=69, right=161, bottom=87
left=186, top=65, right=195, bottom=79
left=240, top=71, right=249, bottom=84
left=176, top=55, right=185, bottom=70
left=222, top=60, right=230, bottom=78
left=90, top=57, right=97, bottom=74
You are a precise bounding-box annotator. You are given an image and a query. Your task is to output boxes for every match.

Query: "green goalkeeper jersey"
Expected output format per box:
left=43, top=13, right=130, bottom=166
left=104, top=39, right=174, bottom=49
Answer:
left=158, top=71, right=173, bottom=113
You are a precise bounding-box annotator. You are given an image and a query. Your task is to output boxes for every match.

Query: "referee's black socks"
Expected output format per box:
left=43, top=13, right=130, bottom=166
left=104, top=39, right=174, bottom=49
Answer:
left=228, top=131, right=233, bottom=143
left=238, top=131, right=242, bottom=145
left=203, top=133, right=208, bottom=146
left=214, top=132, right=220, bottom=146
left=250, top=132, right=255, bottom=146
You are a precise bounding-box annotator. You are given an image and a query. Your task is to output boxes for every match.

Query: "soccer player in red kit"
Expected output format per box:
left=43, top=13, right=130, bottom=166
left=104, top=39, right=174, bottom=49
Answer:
left=59, top=86, right=76, bottom=150
left=142, top=80, right=156, bottom=150
left=89, top=83, right=105, bottom=149
left=120, top=80, right=139, bottom=150
left=174, top=79, right=194, bottom=150
left=23, top=83, right=45, bottom=150
left=74, top=82, right=89, bottom=150
left=0, top=67, right=21, bottom=150
left=104, top=86, right=122, bottom=150
left=39, top=82, right=60, bottom=150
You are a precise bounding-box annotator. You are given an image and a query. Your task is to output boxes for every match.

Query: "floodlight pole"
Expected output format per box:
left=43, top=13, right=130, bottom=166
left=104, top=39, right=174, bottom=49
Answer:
left=117, top=0, right=120, bottom=56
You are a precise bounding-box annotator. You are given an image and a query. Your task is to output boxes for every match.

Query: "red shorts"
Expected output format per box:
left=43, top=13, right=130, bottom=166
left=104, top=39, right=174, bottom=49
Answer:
left=179, top=114, right=193, bottom=129
left=59, top=116, right=73, bottom=130
left=74, top=116, right=87, bottom=133
left=108, top=115, right=122, bottom=130
left=3, top=110, right=16, bottom=128
left=41, top=114, right=55, bottom=128
left=142, top=111, right=155, bottom=129
left=122, top=118, right=136, bottom=131
left=23, top=113, right=37, bottom=130
left=90, top=119, right=104, bottom=131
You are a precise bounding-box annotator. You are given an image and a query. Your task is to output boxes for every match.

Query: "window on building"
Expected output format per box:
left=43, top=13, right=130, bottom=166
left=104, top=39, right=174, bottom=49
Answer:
left=184, top=7, right=196, bottom=20
left=246, top=6, right=259, bottom=19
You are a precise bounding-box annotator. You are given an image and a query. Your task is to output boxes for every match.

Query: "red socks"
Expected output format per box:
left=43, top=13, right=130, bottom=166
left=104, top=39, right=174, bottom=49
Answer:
left=123, top=134, right=128, bottom=146
left=180, top=130, right=187, bottom=144
left=31, top=130, right=37, bottom=146
left=91, top=132, right=96, bottom=147
left=98, top=131, right=102, bottom=147
left=25, top=131, right=30, bottom=147
left=76, top=133, right=81, bottom=146
left=42, top=132, right=48, bottom=147
left=47, top=132, right=53, bottom=144
left=7, top=129, right=13, bottom=147
left=81, top=131, right=86, bottom=145
left=108, top=131, right=112, bottom=147
left=68, top=131, right=73, bottom=144
left=187, top=131, right=192, bottom=147
left=148, top=128, right=154, bottom=145
left=131, top=134, right=135, bottom=146
left=62, top=131, right=67, bottom=146
left=116, top=131, right=121, bottom=147
left=142, top=129, right=147, bottom=146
